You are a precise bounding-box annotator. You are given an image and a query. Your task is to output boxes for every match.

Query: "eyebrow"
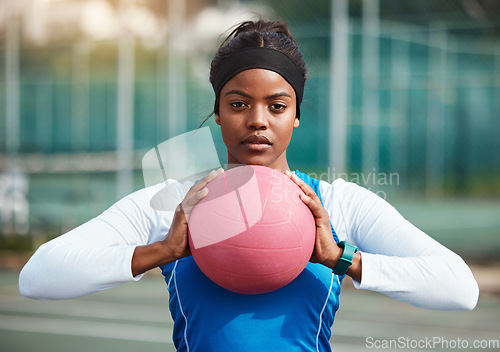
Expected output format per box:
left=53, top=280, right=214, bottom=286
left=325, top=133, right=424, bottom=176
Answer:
left=267, top=92, right=293, bottom=99
left=225, top=90, right=252, bottom=98
left=224, top=89, right=292, bottom=100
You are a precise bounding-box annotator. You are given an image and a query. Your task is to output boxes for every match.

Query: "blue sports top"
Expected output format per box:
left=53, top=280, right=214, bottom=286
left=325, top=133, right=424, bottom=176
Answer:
left=160, top=171, right=344, bottom=351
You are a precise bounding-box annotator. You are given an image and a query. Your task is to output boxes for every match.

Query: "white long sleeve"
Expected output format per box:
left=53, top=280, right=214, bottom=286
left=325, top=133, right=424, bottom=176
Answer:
left=20, top=177, right=479, bottom=311
left=320, top=178, right=479, bottom=311
left=19, top=183, right=174, bottom=300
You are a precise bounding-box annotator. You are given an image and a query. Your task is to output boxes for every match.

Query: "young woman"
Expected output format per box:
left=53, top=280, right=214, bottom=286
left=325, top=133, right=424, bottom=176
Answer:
left=19, top=20, right=479, bottom=351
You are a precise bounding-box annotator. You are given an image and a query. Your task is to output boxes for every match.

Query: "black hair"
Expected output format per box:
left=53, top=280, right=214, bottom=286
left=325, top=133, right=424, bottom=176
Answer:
left=202, top=19, right=307, bottom=125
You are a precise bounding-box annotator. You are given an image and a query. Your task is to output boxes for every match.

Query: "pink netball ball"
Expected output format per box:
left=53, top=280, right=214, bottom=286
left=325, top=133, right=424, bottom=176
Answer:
left=188, top=165, right=315, bottom=294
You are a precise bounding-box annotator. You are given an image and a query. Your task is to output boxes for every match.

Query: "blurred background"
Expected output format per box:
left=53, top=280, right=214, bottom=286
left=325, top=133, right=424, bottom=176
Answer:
left=0, top=0, right=499, bottom=351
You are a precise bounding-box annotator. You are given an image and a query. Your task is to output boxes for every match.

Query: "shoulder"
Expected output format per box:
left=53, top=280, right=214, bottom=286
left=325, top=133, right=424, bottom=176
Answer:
left=316, top=177, right=397, bottom=240
left=293, top=171, right=372, bottom=209
left=125, top=179, right=188, bottom=212
left=100, top=180, right=189, bottom=241
left=318, top=177, right=391, bottom=209
left=318, top=177, right=369, bottom=206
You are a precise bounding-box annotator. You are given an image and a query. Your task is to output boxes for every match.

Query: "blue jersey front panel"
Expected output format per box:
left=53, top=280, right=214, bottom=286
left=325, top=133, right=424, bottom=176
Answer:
left=160, top=171, right=343, bottom=351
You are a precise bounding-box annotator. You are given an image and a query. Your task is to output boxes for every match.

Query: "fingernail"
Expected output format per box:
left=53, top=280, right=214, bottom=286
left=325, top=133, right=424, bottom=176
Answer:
left=217, top=167, right=224, bottom=173
left=209, top=169, right=217, bottom=177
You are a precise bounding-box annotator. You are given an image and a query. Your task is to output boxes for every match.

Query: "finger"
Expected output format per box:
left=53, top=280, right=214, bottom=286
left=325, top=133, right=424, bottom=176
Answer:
left=190, top=168, right=220, bottom=193
left=184, top=167, right=223, bottom=199
left=285, top=170, right=322, bottom=204
left=180, top=168, right=223, bottom=217
left=299, top=192, right=327, bottom=220
left=181, top=187, right=209, bottom=215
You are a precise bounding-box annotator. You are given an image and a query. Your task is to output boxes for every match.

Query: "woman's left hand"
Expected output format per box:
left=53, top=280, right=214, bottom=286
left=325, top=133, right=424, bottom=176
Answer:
left=285, top=170, right=342, bottom=269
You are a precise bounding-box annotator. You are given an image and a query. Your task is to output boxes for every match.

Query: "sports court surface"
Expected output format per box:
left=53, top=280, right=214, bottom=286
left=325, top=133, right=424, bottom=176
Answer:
left=1, top=269, right=499, bottom=352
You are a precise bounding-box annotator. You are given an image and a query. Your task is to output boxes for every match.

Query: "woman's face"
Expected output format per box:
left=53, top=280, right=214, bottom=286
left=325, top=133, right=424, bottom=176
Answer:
left=215, top=68, right=299, bottom=171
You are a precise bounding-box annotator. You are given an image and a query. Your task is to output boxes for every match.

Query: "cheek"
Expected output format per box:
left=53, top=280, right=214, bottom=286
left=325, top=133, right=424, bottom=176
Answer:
left=218, top=116, right=239, bottom=142
left=217, top=106, right=235, bottom=127
left=281, top=120, right=298, bottom=143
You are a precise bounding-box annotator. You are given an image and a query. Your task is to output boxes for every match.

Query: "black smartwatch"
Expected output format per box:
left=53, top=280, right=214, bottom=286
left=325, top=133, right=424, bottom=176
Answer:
left=332, top=241, right=358, bottom=276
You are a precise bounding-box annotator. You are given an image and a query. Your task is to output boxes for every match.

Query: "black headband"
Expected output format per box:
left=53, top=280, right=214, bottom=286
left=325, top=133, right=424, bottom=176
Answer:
left=212, top=47, right=305, bottom=118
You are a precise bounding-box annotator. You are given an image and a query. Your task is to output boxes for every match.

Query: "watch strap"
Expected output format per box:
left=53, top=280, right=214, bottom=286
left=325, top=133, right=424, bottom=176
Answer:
left=332, top=241, right=358, bottom=276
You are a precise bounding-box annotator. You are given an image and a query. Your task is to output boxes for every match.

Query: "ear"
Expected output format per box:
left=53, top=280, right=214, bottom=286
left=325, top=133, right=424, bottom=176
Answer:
left=293, top=117, right=300, bottom=128
left=215, top=114, right=221, bottom=125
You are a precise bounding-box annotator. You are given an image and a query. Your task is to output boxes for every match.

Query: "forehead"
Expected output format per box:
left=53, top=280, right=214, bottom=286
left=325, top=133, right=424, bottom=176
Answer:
left=222, top=69, right=295, bottom=97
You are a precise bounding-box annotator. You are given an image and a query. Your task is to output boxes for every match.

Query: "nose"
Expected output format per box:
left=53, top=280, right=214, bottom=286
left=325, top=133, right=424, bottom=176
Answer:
left=246, top=106, right=269, bottom=130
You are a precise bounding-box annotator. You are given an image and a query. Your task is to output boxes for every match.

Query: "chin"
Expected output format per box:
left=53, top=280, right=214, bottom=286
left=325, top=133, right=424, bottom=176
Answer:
left=228, top=150, right=285, bottom=169
left=228, top=156, right=269, bottom=168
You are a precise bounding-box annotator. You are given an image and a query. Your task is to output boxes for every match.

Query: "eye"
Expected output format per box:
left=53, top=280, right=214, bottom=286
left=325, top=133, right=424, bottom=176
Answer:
left=230, top=101, right=247, bottom=109
left=269, top=103, right=287, bottom=112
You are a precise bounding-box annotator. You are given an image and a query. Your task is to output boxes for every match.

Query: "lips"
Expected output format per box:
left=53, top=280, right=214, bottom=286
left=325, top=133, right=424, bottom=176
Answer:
left=241, top=135, right=272, bottom=152
left=242, top=135, right=271, bottom=145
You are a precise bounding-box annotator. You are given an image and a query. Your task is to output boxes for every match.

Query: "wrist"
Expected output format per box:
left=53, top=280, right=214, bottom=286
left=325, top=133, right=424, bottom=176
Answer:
left=347, top=252, right=362, bottom=282
left=325, top=246, right=343, bottom=270
left=132, top=241, right=177, bottom=277
left=156, top=240, right=179, bottom=265
left=332, top=241, right=358, bottom=276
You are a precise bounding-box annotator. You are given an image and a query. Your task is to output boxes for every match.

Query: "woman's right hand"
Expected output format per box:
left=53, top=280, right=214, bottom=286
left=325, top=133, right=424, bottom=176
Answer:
left=160, top=168, right=224, bottom=261
left=131, top=168, right=223, bottom=276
